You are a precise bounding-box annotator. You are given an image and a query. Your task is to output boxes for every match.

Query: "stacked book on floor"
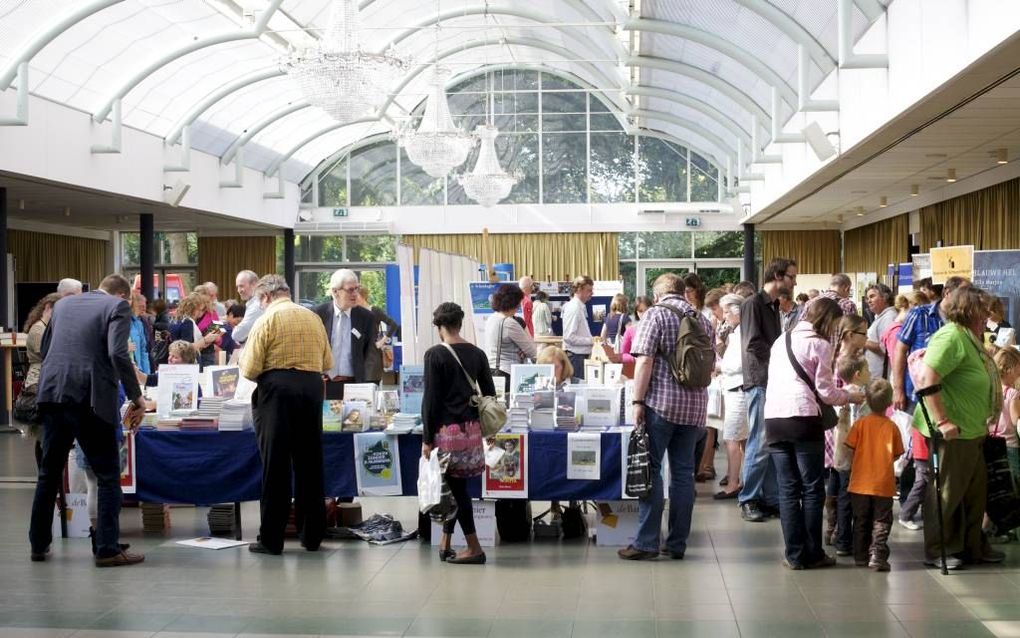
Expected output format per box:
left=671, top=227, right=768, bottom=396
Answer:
left=218, top=399, right=253, bottom=431
left=207, top=504, right=236, bottom=537
left=386, top=413, right=420, bottom=434
left=141, top=503, right=170, bottom=533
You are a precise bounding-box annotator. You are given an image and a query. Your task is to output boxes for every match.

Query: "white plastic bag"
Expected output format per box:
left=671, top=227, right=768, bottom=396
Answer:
left=417, top=454, right=443, bottom=514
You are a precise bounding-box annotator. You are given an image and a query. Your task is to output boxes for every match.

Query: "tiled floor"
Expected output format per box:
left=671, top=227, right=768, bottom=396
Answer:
left=2, top=430, right=1020, bottom=637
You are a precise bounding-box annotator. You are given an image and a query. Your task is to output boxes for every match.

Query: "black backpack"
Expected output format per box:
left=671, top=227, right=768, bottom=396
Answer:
left=495, top=499, right=532, bottom=543
left=654, top=304, right=715, bottom=388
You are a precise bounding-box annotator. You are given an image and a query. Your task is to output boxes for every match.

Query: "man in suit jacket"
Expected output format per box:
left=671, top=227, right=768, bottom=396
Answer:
left=313, top=269, right=374, bottom=385
left=29, top=274, right=146, bottom=567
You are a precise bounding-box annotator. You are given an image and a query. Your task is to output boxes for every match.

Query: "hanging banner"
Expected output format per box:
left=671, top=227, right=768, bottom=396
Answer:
left=930, top=245, right=974, bottom=284
left=354, top=433, right=402, bottom=496
left=483, top=433, right=528, bottom=498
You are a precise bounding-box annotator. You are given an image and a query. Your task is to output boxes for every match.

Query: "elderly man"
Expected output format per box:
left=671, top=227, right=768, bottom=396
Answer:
left=519, top=276, right=535, bottom=337
left=864, top=284, right=897, bottom=380
left=240, top=275, right=332, bottom=555
left=230, top=270, right=262, bottom=346
left=313, top=270, right=375, bottom=388
left=806, top=274, right=859, bottom=317
left=203, top=281, right=226, bottom=318
left=57, top=278, right=83, bottom=297
left=618, top=272, right=714, bottom=560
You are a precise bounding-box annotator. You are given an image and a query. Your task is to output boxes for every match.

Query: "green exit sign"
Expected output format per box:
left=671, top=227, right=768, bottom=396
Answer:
left=333, top=207, right=348, bottom=218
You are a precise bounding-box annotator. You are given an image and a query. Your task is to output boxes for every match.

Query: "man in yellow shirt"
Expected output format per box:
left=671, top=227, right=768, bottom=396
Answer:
left=240, top=274, right=332, bottom=555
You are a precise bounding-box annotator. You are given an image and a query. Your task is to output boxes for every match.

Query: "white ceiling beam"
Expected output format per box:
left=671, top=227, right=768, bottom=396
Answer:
left=628, top=109, right=733, bottom=166
left=624, top=85, right=751, bottom=146
left=731, top=0, right=835, bottom=70
left=221, top=102, right=311, bottom=165
left=838, top=0, right=888, bottom=69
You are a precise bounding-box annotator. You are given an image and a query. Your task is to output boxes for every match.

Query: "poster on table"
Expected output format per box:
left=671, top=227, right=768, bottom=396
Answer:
left=399, top=364, right=425, bottom=414
left=120, top=431, right=136, bottom=494
left=430, top=500, right=498, bottom=547
left=567, top=432, right=601, bottom=480
left=930, top=245, right=974, bottom=284
left=353, top=432, right=402, bottom=496
left=483, top=433, right=528, bottom=498
left=156, top=364, right=200, bottom=416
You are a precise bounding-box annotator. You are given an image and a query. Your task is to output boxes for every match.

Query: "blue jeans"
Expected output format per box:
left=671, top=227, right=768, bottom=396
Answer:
left=634, top=408, right=700, bottom=554
left=738, top=386, right=778, bottom=507
left=769, top=440, right=826, bottom=567
left=826, top=468, right=853, bottom=551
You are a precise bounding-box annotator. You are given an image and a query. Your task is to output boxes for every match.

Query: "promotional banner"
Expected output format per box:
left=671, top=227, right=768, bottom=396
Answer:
left=930, top=245, right=974, bottom=284
left=483, top=433, right=528, bottom=498
left=354, top=433, right=402, bottom=496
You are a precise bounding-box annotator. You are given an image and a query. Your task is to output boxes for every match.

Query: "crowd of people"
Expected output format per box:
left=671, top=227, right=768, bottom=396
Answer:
left=20, top=261, right=1018, bottom=574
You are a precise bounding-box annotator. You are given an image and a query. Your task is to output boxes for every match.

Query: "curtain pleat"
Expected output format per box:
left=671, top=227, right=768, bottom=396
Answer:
left=761, top=230, right=841, bottom=275
left=919, top=178, right=1020, bottom=251
left=8, top=230, right=108, bottom=288
left=197, top=236, right=277, bottom=295
left=844, top=214, right=909, bottom=274
left=401, top=233, right=619, bottom=281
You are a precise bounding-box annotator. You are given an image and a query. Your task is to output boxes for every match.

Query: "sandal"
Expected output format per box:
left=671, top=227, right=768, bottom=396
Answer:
left=695, top=467, right=716, bottom=482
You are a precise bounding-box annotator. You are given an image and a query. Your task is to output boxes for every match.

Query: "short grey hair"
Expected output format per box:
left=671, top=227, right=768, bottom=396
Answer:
left=253, top=274, right=290, bottom=300
left=719, top=293, right=743, bottom=314
left=237, top=270, right=259, bottom=285
left=651, top=272, right=684, bottom=298
left=57, top=278, right=83, bottom=295
left=329, top=269, right=359, bottom=291
left=830, top=273, right=852, bottom=289
left=203, top=281, right=218, bottom=295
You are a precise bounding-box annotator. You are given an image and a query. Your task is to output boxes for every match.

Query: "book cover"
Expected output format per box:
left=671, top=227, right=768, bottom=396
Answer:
left=400, top=365, right=425, bottom=414
left=483, top=433, right=528, bottom=498
left=567, top=432, right=601, bottom=480
left=156, top=364, right=200, bottom=417
left=343, top=382, right=377, bottom=404
left=354, top=432, right=402, bottom=496
left=579, top=385, right=621, bottom=427
left=322, top=400, right=344, bottom=432
left=209, top=366, right=240, bottom=399
left=342, top=400, right=368, bottom=432
left=510, top=364, right=555, bottom=399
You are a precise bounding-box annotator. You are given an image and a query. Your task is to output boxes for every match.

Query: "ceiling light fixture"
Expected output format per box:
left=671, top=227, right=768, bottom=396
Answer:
left=946, top=168, right=957, bottom=183
left=998, top=148, right=1009, bottom=164
left=395, top=67, right=474, bottom=179
left=856, top=206, right=865, bottom=217
left=879, top=196, right=887, bottom=208
left=911, top=184, right=919, bottom=197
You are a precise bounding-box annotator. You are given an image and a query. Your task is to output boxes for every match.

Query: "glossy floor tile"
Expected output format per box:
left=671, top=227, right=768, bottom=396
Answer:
left=2, top=432, right=1020, bottom=637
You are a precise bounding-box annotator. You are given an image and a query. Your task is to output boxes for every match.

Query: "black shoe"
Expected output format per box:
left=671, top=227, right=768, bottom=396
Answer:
left=438, top=549, right=456, bottom=562
left=759, top=504, right=781, bottom=519
left=446, top=552, right=486, bottom=565
left=806, top=554, right=837, bottom=569
left=30, top=547, right=49, bottom=562
left=719, top=476, right=729, bottom=487
left=713, top=490, right=739, bottom=500
left=740, top=502, right=766, bottom=523
left=658, top=547, right=685, bottom=559
left=248, top=542, right=282, bottom=555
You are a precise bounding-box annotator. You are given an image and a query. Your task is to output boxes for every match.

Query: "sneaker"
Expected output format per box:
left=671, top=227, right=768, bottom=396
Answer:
left=740, top=502, right=766, bottom=523
left=835, top=549, right=852, bottom=557
left=977, top=549, right=1006, bottom=564
left=869, top=558, right=891, bottom=572
left=806, top=554, right=837, bottom=569
left=782, top=558, right=804, bottom=570
left=924, top=556, right=963, bottom=570
left=618, top=545, right=658, bottom=561
left=95, top=550, right=145, bottom=568
left=897, top=518, right=922, bottom=531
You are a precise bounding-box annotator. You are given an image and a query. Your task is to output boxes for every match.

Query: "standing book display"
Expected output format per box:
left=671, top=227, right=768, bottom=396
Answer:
left=353, top=432, right=402, bottom=496
left=400, top=365, right=425, bottom=414
left=483, top=433, right=528, bottom=498
left=156, top=365, right=200, bottom=416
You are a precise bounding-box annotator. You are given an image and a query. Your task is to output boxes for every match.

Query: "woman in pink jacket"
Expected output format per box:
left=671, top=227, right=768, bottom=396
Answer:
left=765, top=297, right=864, bottom=570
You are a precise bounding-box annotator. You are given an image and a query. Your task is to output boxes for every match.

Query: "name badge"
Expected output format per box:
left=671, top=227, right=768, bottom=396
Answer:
left=351, top=327, right=362, bottom=339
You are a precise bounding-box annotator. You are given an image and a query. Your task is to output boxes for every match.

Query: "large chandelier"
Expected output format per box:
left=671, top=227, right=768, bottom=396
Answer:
left=457, top=124, right=519, bottom=207
left=396, top=66, right=474, bottom=178
left=281, top=0, right=408, bottom=123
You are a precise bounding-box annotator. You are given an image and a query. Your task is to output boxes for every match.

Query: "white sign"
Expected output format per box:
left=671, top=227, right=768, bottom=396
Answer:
left=567, top=433, right=601, bottom=480
left=595, top=501, right=641, bottom=546
left=156, top=364, right=200, bottom=416
left=431, top=500, right=497, bottom=547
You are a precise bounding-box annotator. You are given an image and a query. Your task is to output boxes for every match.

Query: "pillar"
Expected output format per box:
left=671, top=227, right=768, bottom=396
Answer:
left=743, top=223, right=756, bottom=288
left=284, top=229, right=295, bottom=292
left=140, top=213, right=155, bottom=301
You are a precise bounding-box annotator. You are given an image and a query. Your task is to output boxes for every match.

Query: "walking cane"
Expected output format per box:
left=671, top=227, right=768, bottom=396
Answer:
left=914, top=384, right=949, bottom=575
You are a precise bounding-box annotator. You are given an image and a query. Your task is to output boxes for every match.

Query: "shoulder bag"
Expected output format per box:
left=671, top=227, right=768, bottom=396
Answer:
left=785, top=331, right=839, bottom=430
left=443, top=343, right=507, bottom=438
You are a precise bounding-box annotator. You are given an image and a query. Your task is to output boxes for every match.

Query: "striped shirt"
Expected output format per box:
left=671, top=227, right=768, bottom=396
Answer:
left=239, top=297, right=333, bottom=381
left=630, top=294, right=714, bottom=427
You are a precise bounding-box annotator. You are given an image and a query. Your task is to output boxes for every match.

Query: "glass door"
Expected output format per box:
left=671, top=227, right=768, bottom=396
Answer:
left=639, top=261, right=692, bottom=298
left=638, top=260, right=743, bottom=298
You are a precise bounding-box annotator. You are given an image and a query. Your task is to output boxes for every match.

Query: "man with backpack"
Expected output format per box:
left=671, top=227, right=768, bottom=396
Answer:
left=618, top=273, right=715, bottom=560
left=738, top=258, right=798, bottom=523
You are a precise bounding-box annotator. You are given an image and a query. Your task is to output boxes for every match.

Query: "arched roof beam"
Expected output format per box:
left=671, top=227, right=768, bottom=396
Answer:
left=624, top=18, right=797, bottom=112
left=221, top=102, right=311, bottom=165
left=854, top=0, right=887, bottom=22
left=358, top=0, right=609, bottom=24
left=624, top=86, right=750, bottom=147
left=731, top=0, right=835, bottom=70
left=266, top=118, right=379, bottom=177
left=164, top=69, right=282, bottom=145
left=626, top=56, right=770, bottom=125
left=93, top=0, right=284, bottom=123
left=0, top=0, right=125, bottom=90
left=628, top=109, right=734, bottom=167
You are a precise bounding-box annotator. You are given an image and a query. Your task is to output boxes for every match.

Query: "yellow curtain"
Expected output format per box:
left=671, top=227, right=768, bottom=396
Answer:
left=761, top=230, right=841, bottom=275
left=844, top=214, right=909, bottom=274
left=919, top=178, right=1020, bottom=251
left=401, top=233, right=619, bottom=280
left=197, top=236, right=277, bottom=294
left=8, top=230, right=108, bottom=288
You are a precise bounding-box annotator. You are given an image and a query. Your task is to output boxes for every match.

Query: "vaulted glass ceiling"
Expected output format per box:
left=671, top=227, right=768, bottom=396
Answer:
left=0, top=0, right=890, bottom=183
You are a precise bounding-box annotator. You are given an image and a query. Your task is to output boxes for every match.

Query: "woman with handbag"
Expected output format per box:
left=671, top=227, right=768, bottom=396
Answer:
left=765, top=297, right=864, bottom=570
left=422, top=302, right=497, bottom=565
left=485, top=284, right=537, bottom=392
left=20, top=293, right=63, bottom=452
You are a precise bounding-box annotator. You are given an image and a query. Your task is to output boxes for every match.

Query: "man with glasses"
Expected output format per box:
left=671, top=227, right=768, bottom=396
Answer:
left=738, top=258, right=798, bottom=523
left=313, top=269, right=375, bottom=389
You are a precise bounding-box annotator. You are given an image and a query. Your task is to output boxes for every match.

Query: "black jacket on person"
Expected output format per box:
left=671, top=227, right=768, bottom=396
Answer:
left=740, top=289, right=781, bottom=390
left=312, top=301, right=374, bottom=383
left=37, top=291, right=143, bottom=426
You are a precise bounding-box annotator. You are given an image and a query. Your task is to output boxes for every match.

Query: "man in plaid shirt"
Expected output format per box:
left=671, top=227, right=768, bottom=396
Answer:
left=618, top=273, right=714, bottom=560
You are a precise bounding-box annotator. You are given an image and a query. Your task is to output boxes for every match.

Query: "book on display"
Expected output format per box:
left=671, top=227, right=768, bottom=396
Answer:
left=578, top=385, right=621, bottom=428
left=342, top=401, right=368, bottom=432
left=322, top=400, right=345, bottom=432
left=529, top=390, right=556, bottom=430
left=400, top=365, right=425, bottom=415
left=555, top=389, right=578, bottom=431
left=510, top=364, right=555, bottom=400
left=207, top=366, right=240, bottom=399
left=218, top=399, right=253, bottom=431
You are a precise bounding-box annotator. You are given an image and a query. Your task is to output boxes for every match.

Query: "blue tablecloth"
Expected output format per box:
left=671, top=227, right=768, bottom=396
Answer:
left=134, top=430, right=624, bottom=504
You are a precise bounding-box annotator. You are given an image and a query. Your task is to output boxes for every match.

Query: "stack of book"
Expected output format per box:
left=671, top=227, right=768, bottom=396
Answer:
left=555, top=389, right=578, bottom=431
left=219, top=399, right=252, bottom=431
left=141, top=503, right=170, bottom=533
left=529, top=390, right=555, bottom=430
left=387, top=413, right=420, bottom=434
left=207, top=504, right=236, bottom=537
left=196, top=396, right=225, bottom=420
left=179, top=417, right=217, bottom=431
left=507, top=402, right=530, bottom=432
left=156, top=417, right=181, bottom=431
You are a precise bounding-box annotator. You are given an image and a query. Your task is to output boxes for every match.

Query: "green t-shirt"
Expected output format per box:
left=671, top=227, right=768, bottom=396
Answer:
left=912, top=323, right=993, bottom=439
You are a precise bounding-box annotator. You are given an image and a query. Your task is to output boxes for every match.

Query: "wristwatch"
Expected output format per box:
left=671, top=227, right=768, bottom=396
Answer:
left=631, top=399, right=646, bottom=406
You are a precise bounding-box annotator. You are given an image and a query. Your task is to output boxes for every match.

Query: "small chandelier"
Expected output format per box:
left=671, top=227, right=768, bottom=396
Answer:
left=281, top=0, right=408, bottom=124
left=396, top=66, right=474, bottom=178
left=458, top=124, right=519, bottom=207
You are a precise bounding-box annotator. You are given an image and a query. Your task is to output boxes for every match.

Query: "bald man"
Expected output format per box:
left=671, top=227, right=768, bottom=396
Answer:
left=519, top=276, right=535, bottom=337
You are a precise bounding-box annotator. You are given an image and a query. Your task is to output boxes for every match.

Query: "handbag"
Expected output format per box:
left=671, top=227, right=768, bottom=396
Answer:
left=14, top=384, right=40, bottom=424
left=625, top=426, right=653, bottom=498
left=785, top=331, right=839, bottom=430
left=443, top=343, right=507, bottom=437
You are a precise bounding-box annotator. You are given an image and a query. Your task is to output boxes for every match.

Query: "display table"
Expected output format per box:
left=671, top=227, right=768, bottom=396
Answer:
left=134, top=430, right=625, bottom=505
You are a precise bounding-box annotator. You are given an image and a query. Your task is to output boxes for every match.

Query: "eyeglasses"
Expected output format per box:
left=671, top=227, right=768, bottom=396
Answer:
left=853, top=331, right=867, bottom=336
left=335, top=286, right=361, bottom=295
left=784, top=273, right=798, bottom=280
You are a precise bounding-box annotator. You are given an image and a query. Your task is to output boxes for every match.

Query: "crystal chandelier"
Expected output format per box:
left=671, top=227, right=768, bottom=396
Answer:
left=458, top=124, right=519, bottom=207
left=396, top=66, right=474, bottom=178
left=281, top=0, right=408, bottom=123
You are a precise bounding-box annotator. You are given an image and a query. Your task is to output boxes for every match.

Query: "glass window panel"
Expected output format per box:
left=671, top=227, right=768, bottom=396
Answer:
left=542, top=133, right=587, bottom=204
left=449, top=133, right=538, bottom=205
left=399, top=148, right=445, bottom=206
left=350, top=141, right=397, bottom=206
left=542, top=91, right=587, bottom=113
left=590, top=132, right=635, bottom=204
left=346, top=236, right=397, bottom=262
left=449, top=75, right=491, bottom=94
left=447, top=91, right=487, bottom=116
left=697, top=267, right=742, bottom=291
left=589, top=95, right=612, bottom=113
left=638, top=137, right=688, bottom=203
left=541, top=74, right=578, bottom=90
left=691, top=151, right=719, bottom=179
left=638, top=232, right=693, bottom=260
left=589, top=113, right=623, bottom=131
left=619, top=232, right=638, bottom=259
left=691, top=166, right=719, bottom=202
left=495, top=91, right=538, bottom=113
left=541, top=113, right=586, bottom=132
left=295, top=236, right=344, bottom=263
left=297, top=270, right=332, bottom=306
left=694, top=232, right=744, bottom=259
left=300, top=182, right=313, bottom=204
left=121, top=232, right=195, bottom=268
left=619, top=261, right=636, bottom=301
left=511, top=70, right=540, bottom=91
left=318, top=156, right=348, bottom=207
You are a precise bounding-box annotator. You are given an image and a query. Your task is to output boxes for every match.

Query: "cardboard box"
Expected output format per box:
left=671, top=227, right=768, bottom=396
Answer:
left=595, top=501, right=640, bottom=546
left=431, top=500, right=498, bottom=547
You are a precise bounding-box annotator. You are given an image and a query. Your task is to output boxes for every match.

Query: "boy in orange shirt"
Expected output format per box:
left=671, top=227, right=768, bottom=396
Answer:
left=845, top=378, right=904, bottom=571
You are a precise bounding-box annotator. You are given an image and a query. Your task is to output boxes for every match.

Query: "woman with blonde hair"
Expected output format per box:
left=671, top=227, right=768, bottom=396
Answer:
left=170, top=292, right=220, bottom=365
left=600, top=293, right=631, bottom=348
left=536, top=346, right=574, bottom=386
